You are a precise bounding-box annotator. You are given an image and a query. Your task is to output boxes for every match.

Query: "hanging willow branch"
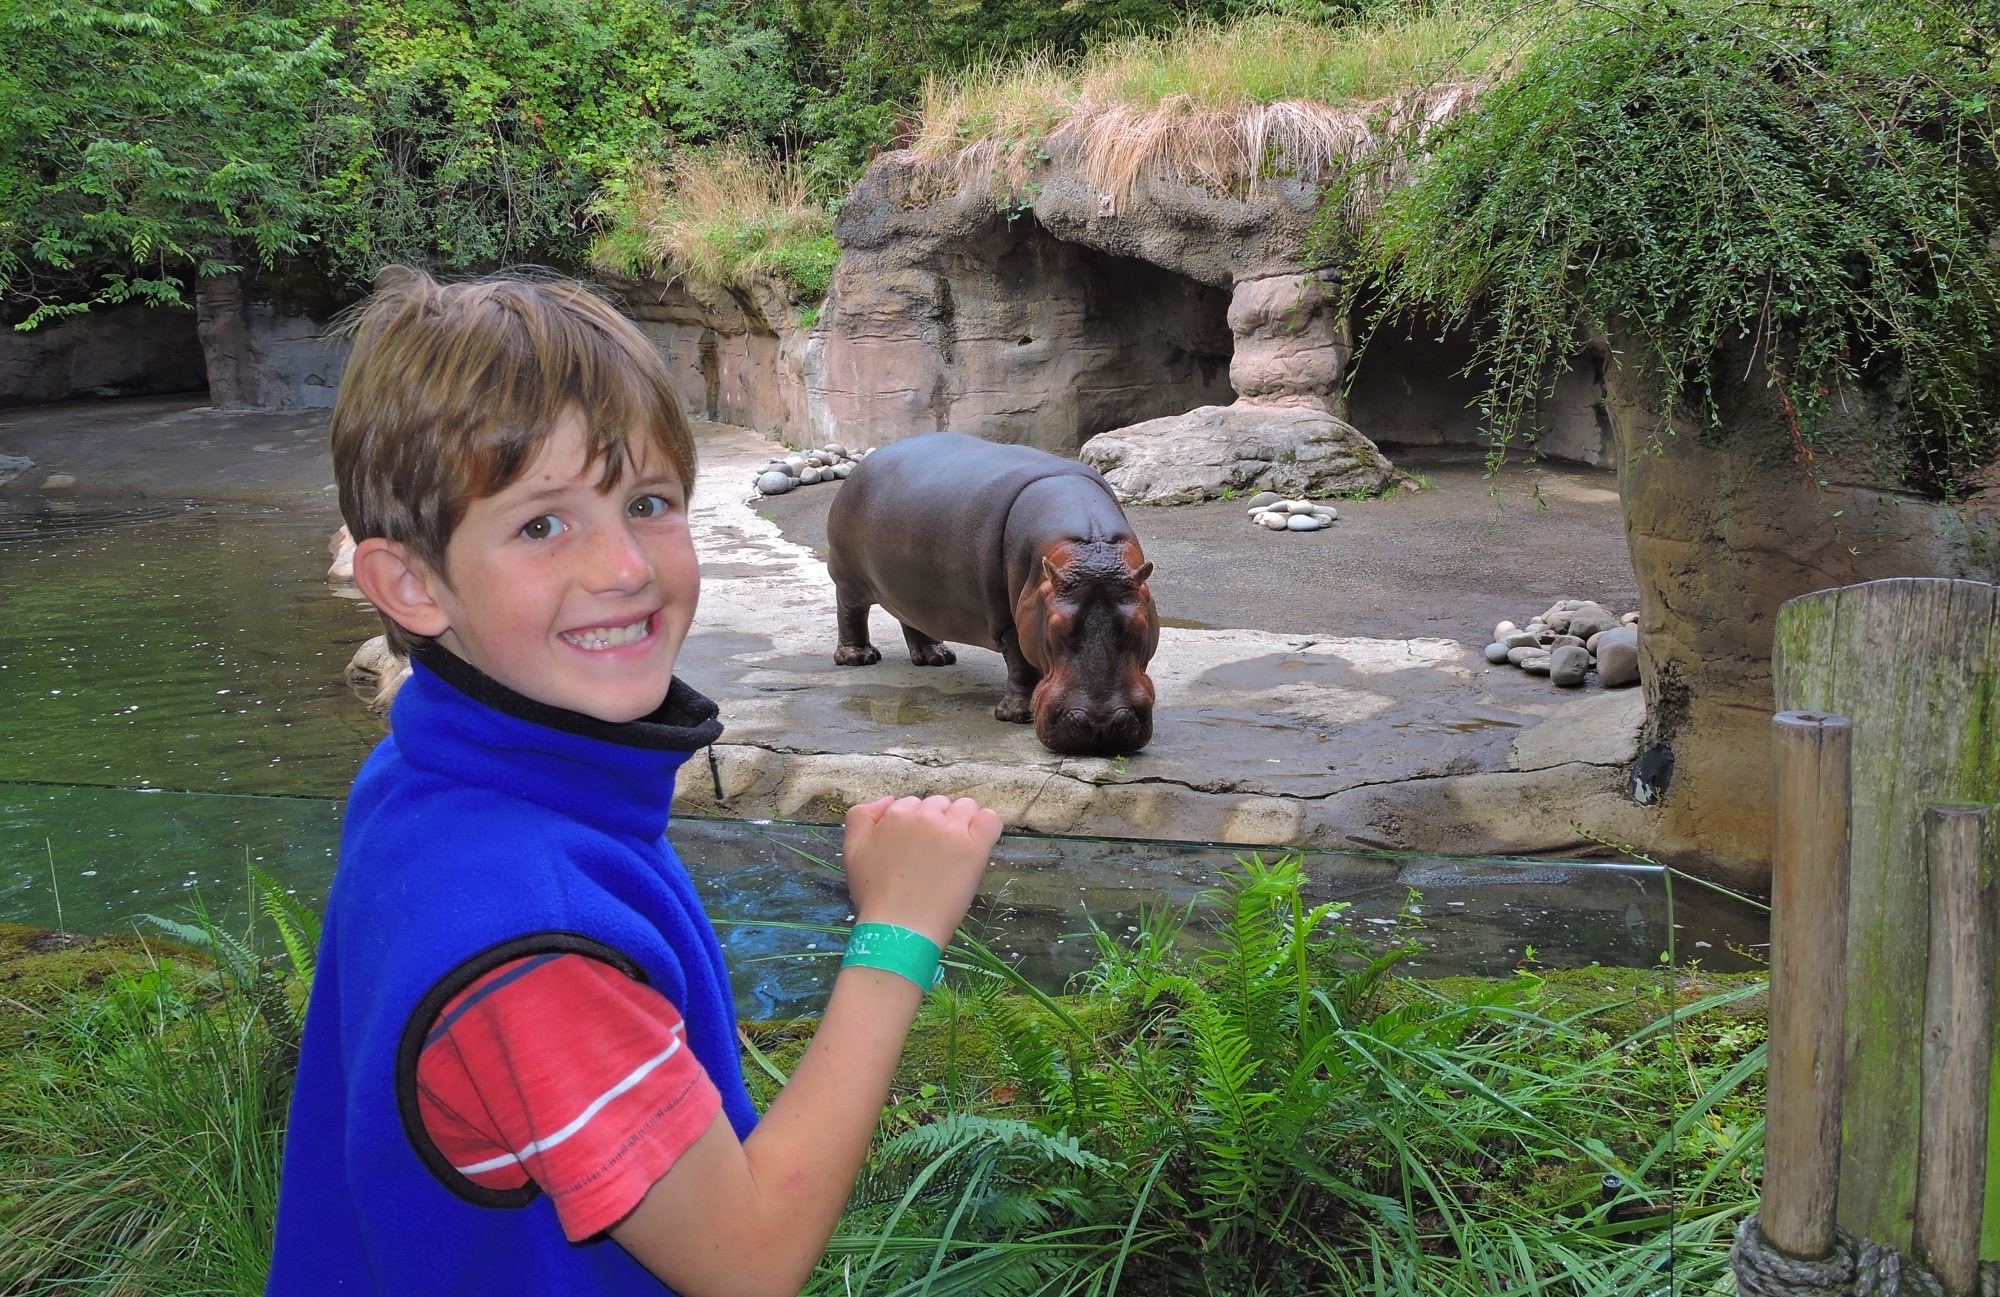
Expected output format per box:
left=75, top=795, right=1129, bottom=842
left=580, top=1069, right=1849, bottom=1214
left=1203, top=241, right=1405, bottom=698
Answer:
left=1345, top=0, right=2000, bottom=496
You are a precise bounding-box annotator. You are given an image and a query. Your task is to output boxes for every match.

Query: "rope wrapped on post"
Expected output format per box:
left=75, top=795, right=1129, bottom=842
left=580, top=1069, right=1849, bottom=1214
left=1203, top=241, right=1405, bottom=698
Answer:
left=1734, top=1215, right=2000, bottom=1297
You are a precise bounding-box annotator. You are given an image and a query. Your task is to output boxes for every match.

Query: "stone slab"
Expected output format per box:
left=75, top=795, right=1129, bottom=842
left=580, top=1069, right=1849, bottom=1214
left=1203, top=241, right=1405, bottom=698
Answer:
left=682, top=422, right=1654, bottom=856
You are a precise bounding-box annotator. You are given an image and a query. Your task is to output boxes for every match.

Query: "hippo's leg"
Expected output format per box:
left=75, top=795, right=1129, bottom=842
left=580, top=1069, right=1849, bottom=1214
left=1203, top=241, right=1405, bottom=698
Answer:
left=899, top=623, right=957, bottom=667
left=833, top=590, right=881, bottom=666
left=993, top=632, right=1041, bottom=724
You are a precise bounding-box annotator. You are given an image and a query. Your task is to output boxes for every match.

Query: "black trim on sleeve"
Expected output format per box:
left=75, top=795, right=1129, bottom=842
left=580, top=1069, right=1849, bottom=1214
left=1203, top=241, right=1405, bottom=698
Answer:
left=394, top=932, right=650, bottom=1209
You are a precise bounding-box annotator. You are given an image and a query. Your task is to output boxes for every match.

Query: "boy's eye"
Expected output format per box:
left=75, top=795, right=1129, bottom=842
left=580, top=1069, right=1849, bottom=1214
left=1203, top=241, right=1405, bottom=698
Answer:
left=628, top=493, right=673, bottom=519
left=520, top=513, right=566, bottom=541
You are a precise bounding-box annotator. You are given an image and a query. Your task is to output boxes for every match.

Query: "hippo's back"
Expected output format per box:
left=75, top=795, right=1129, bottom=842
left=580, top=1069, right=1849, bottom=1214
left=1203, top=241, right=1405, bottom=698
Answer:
left=827, top=432, right=1107, bottom=645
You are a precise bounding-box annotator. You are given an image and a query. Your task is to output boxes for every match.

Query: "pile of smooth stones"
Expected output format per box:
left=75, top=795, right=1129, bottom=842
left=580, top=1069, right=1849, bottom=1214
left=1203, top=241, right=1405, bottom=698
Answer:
left=1244, top=491, right=1337, bottom=532
left=1482, top=599, right=1642, bottom=688
left=754, top=444, right=869, bottom=496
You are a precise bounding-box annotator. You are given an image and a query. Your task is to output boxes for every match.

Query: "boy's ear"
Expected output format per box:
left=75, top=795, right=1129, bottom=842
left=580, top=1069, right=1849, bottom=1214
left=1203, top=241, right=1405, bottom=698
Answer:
left=351, top=537, right=452, bottom=640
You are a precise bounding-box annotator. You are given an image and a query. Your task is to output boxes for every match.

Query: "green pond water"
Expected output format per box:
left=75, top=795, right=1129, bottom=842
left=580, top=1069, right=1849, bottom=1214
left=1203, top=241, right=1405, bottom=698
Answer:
left=0, top=497, right=1763, bottom=1017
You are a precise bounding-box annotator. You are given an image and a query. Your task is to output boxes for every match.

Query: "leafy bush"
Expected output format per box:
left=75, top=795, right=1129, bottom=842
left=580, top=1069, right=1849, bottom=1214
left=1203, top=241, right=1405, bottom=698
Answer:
left=811, top=855, right=1767, bottom=1295
left=0, top=0, right=340, bottom=325
left=1350, top=0, right=2000, bottom=492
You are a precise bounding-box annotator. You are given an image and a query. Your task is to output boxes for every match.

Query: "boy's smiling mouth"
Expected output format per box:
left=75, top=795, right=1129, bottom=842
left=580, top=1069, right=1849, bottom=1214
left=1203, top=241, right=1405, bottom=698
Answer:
left=560, top=614, right=655, bottom=651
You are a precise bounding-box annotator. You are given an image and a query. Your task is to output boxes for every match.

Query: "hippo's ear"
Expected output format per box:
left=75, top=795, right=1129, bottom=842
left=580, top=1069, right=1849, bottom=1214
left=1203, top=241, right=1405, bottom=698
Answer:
left=1041, top=555, right=1059, bottom=587
left=1133, top=561, right=1154, bottom=586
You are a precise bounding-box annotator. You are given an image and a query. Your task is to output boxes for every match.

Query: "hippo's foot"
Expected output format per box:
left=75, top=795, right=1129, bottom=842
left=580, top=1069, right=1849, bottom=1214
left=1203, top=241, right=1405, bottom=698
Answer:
left=834, top=643, right=881, bottom=666
left=994, top=693, right=1034, bottom=724
left=901, top=626, right=957, bottom=667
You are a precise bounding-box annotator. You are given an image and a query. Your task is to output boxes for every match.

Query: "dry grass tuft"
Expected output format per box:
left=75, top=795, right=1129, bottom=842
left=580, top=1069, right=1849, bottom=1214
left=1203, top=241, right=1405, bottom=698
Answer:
left=914, top=9, right=1544, bottom=200
left=592, top=143, right=836, bottom=297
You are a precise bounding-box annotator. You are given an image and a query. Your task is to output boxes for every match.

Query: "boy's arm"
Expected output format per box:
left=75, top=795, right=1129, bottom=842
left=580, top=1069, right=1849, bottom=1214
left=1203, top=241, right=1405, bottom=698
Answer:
left=610, top=794, right=998, bottom=1297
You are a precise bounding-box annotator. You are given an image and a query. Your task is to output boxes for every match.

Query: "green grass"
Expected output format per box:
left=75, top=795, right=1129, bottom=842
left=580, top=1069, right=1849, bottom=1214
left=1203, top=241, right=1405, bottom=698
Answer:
left=771, top=859, right=1766, bottom=1295
left=592, top=142, right=839, bottom=305
left=0, top=860, right=1765, bottom=1295
left=0, top=943, right=297, bottom=1294
left=915, top=9, right=1537, bottom=149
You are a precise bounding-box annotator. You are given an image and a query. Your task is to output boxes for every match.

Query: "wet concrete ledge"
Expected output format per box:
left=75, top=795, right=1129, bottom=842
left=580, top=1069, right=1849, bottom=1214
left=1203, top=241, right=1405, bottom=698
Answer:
left=678, top=423, right=1655, bottom=858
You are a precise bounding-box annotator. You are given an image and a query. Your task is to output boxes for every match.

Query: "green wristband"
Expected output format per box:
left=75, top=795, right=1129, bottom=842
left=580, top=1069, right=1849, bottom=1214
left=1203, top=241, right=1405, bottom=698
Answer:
left=841, top=923, right=944, bottom=991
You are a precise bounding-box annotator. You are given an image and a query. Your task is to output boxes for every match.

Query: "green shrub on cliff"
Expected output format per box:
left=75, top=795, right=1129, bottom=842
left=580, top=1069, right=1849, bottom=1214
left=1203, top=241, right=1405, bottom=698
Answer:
left=1349, top=0, right=2000, bottom=493
left=591, top=143, right=838, bottom=301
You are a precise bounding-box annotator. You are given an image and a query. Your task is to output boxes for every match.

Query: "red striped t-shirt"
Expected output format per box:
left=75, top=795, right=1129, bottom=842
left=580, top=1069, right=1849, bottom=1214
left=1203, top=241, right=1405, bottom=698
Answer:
left=415, top=952, right=723, bottom=1241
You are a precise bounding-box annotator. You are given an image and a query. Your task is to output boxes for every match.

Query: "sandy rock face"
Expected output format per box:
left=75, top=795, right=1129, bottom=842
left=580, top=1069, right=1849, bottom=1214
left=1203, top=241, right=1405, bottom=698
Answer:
left=1225, top=273, right=1349, bottom=411
left=596, top=268, right=815, bottom=444
left=812, top=147, right=1332, bottom=453
left=1080, top=404, right=1402, bottom=504
left=1606, top=340, right=2000, bottom=889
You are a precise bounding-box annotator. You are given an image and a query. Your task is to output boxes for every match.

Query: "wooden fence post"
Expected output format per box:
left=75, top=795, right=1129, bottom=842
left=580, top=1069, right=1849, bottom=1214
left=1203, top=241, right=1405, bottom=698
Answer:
left=1763, top=711, right=1854, bottom=1262
left=1914, top=804, right=1997, bottom=1297
left=1774, top=577, right=2000, bottom=1256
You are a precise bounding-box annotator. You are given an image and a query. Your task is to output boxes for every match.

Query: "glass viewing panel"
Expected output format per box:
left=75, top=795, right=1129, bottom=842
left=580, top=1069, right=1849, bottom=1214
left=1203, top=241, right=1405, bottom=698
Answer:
left=2, top=783, right=1763, bottom=1021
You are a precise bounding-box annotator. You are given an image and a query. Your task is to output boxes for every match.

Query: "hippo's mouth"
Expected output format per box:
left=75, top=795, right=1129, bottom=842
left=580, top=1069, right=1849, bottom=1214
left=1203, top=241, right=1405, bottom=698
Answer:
left=1034, top=702, right=1152, bottom=757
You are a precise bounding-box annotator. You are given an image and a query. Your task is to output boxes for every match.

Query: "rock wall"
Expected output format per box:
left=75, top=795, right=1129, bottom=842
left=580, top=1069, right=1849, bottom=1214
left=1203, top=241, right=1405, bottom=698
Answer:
left=244, top=301, right=349, bottom=410
left=1607, top=349, right=2000, bottom=889
left=1344, top=323, right=1610, bottom=464
left=0, top=304, right=207, bottom=406
left=816, top=148, right=1611, bottom=469
left=0, top=299, right=348, bottom=411
left=598, top=271, right=816, bottom=442
left=817, top=150, right=1294, bottom=453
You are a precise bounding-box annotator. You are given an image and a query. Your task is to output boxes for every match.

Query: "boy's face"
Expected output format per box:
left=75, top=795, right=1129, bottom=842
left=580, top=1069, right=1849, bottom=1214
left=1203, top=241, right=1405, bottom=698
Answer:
left=424, top=411, right=698, bottom=724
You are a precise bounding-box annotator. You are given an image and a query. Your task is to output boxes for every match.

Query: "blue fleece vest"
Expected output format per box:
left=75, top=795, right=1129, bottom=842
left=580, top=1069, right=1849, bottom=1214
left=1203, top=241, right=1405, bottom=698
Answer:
left=267, top=648, right=757, bottom=1295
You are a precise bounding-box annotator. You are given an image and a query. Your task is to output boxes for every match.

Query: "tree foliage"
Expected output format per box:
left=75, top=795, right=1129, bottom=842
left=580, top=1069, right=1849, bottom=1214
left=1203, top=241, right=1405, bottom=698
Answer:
left=1350, top=0, right=2000, bottom=495
left=1, top=0, right=1276, bottom=320
left=0, top=0, right=339, bottom=325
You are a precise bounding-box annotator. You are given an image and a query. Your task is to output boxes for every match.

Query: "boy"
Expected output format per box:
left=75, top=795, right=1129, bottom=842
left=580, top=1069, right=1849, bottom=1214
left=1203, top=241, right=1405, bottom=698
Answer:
left=267, top=270, right=1001, bottom=1296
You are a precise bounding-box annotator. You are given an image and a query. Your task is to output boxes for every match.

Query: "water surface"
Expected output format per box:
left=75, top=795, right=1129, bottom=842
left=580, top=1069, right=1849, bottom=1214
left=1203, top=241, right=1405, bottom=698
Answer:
left=0, top=499, right=1763, bottom=1019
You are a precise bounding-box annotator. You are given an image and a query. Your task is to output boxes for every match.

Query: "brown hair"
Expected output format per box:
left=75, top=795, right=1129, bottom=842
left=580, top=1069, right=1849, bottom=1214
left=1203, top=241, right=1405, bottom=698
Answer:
left=330, top=268, right=696, bottom=654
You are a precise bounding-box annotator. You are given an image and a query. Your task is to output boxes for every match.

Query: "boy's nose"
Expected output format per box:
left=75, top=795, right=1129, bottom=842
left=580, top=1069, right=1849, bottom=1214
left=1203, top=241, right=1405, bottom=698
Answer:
left=583, top=522, right=654, bottom=592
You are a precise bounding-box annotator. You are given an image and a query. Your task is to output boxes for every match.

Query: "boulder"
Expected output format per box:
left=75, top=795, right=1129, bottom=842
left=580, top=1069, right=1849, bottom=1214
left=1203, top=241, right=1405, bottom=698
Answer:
left=1080, top=405, right=1403, bottom=505
left=1597, top=638, right=1640, bottom=688
left=1225, top=273, right=1348, bottom=411
left=326, top=524, right=356, bottom=585
left=1565, top=602, right=1619, bottom=640
left=343, top=635, right=411, bottom=716
left=1549, top=644, right=1591, bottom=686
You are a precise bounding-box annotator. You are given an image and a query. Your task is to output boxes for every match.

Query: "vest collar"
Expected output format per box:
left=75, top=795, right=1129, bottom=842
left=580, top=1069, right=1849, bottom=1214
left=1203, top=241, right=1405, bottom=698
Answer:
left=389, top=643, right=723, bottom=840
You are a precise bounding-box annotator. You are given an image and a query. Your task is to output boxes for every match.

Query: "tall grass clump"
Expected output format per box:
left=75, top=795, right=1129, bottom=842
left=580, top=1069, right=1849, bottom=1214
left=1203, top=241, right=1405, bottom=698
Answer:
left=808, top=855, right=1767, bottom=1295
left=1351, top=0, right=2000, bottom=491
left=593, top=143, right=839, bottom=302
left=0, top=875, right=317, bottom=1295
left=913, top=9, right=1540, bottom=199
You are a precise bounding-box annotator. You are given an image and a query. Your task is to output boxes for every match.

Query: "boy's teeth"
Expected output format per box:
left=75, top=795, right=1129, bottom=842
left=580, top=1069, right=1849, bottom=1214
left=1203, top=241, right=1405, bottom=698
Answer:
left=561, top=618, right=651, bottom=650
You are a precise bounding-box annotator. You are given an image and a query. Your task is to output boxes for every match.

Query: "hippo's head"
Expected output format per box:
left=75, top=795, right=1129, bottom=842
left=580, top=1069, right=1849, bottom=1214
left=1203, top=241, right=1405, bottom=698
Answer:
left=1016, top=540, right=1159, bottom=756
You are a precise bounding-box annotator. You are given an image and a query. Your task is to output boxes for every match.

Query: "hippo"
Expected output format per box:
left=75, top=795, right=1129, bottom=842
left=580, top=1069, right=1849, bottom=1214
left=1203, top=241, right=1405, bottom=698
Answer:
left=826, top=431, right=1160, bottom=756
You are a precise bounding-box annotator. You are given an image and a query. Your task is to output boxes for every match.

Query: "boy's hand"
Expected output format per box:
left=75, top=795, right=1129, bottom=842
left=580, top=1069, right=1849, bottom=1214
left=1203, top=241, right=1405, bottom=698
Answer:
left=841, top=795, right=1001, bottom=949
